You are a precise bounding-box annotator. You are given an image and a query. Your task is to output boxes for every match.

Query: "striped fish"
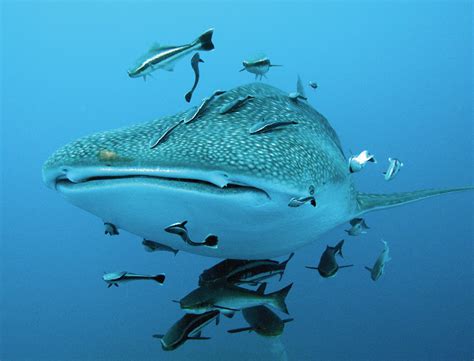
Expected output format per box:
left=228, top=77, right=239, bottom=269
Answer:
left=128, top=29, right=214, bottom=80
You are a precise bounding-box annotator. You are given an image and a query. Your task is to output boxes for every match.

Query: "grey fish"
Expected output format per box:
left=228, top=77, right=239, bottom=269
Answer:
left=128, top=29, right=214, bottom=81
left=249, top=118, right=298, bottom=135
left=42, top=82, right=474, bottom=259
left=305, top=240, right=353, bottom=278
left=227, top=305, right=293, bottom=337
left=164, top=221, right=218, bottom=249
left=239, top=56, right=282, bottom=80
left=183, top=89, right=226, bottom=124
left=309, top=81, right=318, bottom=89
left=149, top=119, right=183, bottom=149
left=153, top=310, right=218, bottom=351
left=142, top=239, right=179, bottom=255
left=219, top=95, right=254, bottom=114
left=102, top=271, right=165, bottom=288
left=179, top=282, right=293, bottom=315
left=384, top=157, right=404, bottom=181
left=199, top=253, right=294, bottom=286
left=185, top=53, right=204, bottom=103
left=348, top=150, right=377, bottom=173
left=365, top=239, right=391, bottom=281
left=345, top=217, right=369, bottom=236
left=104, top=222, right=119, bottom=236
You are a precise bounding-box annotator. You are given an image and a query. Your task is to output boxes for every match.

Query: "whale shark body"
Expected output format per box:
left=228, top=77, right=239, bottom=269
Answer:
left=42, top=83, right=472, bottom=259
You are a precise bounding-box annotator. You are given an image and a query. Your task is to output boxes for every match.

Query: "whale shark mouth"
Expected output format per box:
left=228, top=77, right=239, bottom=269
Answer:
left=44, top=165, right=271, bottom=199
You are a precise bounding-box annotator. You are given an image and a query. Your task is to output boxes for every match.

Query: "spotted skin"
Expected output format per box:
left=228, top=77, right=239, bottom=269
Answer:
left=44, top=83, right=347, bottom=194
left=43, top=83, right=473, bottom=259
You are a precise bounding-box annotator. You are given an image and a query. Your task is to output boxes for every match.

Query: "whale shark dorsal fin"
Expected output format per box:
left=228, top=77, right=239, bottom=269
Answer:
left=356, top=187, right=474, bottom=214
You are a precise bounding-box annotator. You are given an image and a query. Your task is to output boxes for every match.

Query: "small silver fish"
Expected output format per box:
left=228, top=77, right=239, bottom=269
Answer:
left=239, top=55, right=282, bottom=80
left=104, top=222, right=119, bottom=236
left=149, top=120, right=183, bottom=149
left=219, top=95, right=254, bottom=114
left=348, top=150, right=376, bottom=173
left=383, top=157, right=404, bottom=181
left=365, top=239, right=391, bottom=281
left=128, top=29, right=214, bottom=81
left=142, top=239, right=179, bottom=255
left=164, top=221, right=218, bottom=248
left=345, top=218, right=370, bottom=236
left=184, top=90, right=226, bottom=124
left=288, top=196, right=316, bottom=208
left=103, top=271, right=165, bottom=288
left=249, top=118, right=298, bottom=135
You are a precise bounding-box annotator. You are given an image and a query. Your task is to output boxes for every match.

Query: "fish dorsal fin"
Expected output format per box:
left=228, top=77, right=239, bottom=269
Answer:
left=257, top=282, right=267, bottom=295
left=161, top=62, right=175, bottom=72
left=149, top=43, right=176, bottom=52
left=296, top=75, right=306, bottom=99
left=227, top=326, right=254, bottom=334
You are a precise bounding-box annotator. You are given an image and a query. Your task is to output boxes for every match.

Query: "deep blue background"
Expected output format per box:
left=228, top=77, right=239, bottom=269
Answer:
left=1, top=1, right=472, bottom=360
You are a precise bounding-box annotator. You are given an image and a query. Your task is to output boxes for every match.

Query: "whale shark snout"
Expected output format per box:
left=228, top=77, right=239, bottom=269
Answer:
left=42, top=83, right=473, bottom=259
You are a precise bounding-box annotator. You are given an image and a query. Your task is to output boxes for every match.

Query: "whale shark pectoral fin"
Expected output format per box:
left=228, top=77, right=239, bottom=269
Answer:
left=356, top=187, right=474, bottom=214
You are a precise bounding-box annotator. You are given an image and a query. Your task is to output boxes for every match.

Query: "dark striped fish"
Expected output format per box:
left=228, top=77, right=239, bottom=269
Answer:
left=128, top=29, right=214, bottom=81
left=249, top=118, right=298, bottom=135
left=149, top=120, right=183, bottom=149
left=183, top=90, right=226, bottom=124
left=219, top=95, right=254, bottom=114
left=153, top=311, right=219, bottom=351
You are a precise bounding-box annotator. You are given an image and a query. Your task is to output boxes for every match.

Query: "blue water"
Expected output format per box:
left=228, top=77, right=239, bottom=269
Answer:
left=1, top=1, right=473, bottom=360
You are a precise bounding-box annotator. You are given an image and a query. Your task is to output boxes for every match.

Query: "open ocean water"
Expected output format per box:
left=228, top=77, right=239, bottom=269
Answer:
left=1, top=1, right=473, bottom=361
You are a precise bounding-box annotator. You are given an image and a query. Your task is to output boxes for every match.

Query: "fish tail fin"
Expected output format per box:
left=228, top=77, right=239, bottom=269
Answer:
left=153, top=274, right=166, bottom=284
left=268, top=283, right=293, bottom=314
left=335, top=239, right=345, bottom=258
left=281, top=252, right=295, bottom=267
left=203, top=234, right=219, bottom=248
left=195, top=28, right=214, bottom=51
left=356, top=187, right=474, bottom=214
left=185, top=91, right=192, bottom=103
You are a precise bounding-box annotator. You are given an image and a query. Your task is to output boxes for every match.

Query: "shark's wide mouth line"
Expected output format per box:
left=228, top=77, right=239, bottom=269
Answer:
left=56, top=174, right=271, bottom=198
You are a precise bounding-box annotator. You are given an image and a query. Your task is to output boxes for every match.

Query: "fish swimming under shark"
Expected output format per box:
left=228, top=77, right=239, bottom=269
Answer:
left=42, top=82, right=473, bottom=259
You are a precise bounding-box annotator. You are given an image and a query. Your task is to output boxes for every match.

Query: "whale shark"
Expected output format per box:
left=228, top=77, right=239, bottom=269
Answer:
left=42, top=83, right=472, bottom=259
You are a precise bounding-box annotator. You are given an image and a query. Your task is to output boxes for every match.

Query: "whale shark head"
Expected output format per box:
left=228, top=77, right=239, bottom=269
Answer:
left=42, top=83, right=472, bottom=259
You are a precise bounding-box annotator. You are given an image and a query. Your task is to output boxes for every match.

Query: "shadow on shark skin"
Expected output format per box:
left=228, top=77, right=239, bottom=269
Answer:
left=42, top=82, right=473, bottom=259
